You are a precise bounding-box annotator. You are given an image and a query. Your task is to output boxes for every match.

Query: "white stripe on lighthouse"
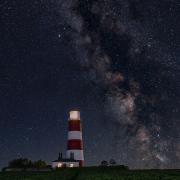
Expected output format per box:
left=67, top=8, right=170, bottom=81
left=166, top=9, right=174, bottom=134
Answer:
left=66, top=150, right=84, bottom=161
left=68, top=131, right=82, bottom=140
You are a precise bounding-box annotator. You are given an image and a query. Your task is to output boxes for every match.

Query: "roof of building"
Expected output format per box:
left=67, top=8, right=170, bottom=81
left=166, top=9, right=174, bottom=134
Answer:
left=52, top=153, right=79, bottom=163
left=52, top=159, right=79, bottom=163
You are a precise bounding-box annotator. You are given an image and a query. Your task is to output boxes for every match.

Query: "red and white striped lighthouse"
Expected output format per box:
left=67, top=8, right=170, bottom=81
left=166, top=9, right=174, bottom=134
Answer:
left=66, top=110, right=84, bottom=167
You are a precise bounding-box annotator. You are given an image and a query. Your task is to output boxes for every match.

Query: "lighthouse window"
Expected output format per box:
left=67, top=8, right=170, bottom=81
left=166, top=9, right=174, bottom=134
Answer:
left=57, top=163, right=62, bottom=168
left=70, top=163, right=74, bottom=168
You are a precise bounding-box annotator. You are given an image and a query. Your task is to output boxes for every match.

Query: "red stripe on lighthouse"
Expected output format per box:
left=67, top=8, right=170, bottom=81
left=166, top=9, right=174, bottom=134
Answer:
left=67, top=139, right=83, bottom=150
left=68, top=120, right=81, bottom=131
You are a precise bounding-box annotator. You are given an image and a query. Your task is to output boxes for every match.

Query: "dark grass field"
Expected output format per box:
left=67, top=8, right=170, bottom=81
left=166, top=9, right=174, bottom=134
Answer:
left=0, top=167, right=180, bottom=180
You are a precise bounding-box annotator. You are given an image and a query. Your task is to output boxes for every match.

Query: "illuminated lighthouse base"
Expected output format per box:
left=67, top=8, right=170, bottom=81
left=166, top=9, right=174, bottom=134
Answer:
left=52, top=153, right=80, bottom=168
left=52, top=110, right=84, bottom=168
left=66, top=150, right=84, bottom=167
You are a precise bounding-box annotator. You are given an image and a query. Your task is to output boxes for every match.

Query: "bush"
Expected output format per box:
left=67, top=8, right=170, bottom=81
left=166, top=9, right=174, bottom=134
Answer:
left=100, top=161, right=108, bottom=167
left=7, top=158, right=47, bottom=169
left=109, top=159, right=116, bottom=166
left=33, top=160, right=47, bottom=169
left=9, top=158, right=33, bottom=168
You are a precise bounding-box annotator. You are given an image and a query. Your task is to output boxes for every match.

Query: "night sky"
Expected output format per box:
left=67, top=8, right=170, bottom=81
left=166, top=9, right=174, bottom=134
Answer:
left=0, top=0, right=180, bottom=169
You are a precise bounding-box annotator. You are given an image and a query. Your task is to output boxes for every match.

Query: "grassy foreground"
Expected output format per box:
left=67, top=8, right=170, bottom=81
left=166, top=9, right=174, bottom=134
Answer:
left=0, top=167, right=180, bottom=180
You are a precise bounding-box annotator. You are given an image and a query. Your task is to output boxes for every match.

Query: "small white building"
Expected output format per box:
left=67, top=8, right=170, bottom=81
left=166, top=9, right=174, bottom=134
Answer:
left=52, top=153, right=80, bottom=168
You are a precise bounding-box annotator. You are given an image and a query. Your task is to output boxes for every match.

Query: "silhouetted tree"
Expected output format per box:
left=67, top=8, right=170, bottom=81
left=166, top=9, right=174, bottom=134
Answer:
left=9, top=158, right=33, bottom=168
left=33, top=160, right=47, bottom=168
left=8, top=158, right=47, bottom=169
left=101, top=160, right=108, bottom=166
left=109, top=159, right=116, bottom=166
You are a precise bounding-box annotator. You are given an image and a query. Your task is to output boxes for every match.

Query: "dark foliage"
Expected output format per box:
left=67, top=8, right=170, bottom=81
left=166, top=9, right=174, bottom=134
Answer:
left=7, top=158, right=47, bottom=169
left=100, top=160, right=108, bottom=166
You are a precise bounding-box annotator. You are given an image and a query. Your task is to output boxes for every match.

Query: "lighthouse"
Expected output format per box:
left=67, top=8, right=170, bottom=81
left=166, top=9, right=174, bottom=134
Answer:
left=52, top=110, right=84, bottom=168
left=66, top=110, right=84, bottom=167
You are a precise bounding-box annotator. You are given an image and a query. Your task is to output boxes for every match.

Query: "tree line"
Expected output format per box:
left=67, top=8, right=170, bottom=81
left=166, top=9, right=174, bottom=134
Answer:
left=3, top=158, right=48, bottom=170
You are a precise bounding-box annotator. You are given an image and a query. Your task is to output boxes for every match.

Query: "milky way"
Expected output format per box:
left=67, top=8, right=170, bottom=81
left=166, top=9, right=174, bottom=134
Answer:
left=57, top=0, right=180, bottom=168
left=0, top=0, right=180, bottom=169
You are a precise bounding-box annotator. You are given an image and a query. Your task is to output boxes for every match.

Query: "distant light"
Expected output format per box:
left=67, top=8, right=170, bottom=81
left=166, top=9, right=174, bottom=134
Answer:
left=70, top=163, right=74, bottom=168
left=57, top=163, right=62, bottom=168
